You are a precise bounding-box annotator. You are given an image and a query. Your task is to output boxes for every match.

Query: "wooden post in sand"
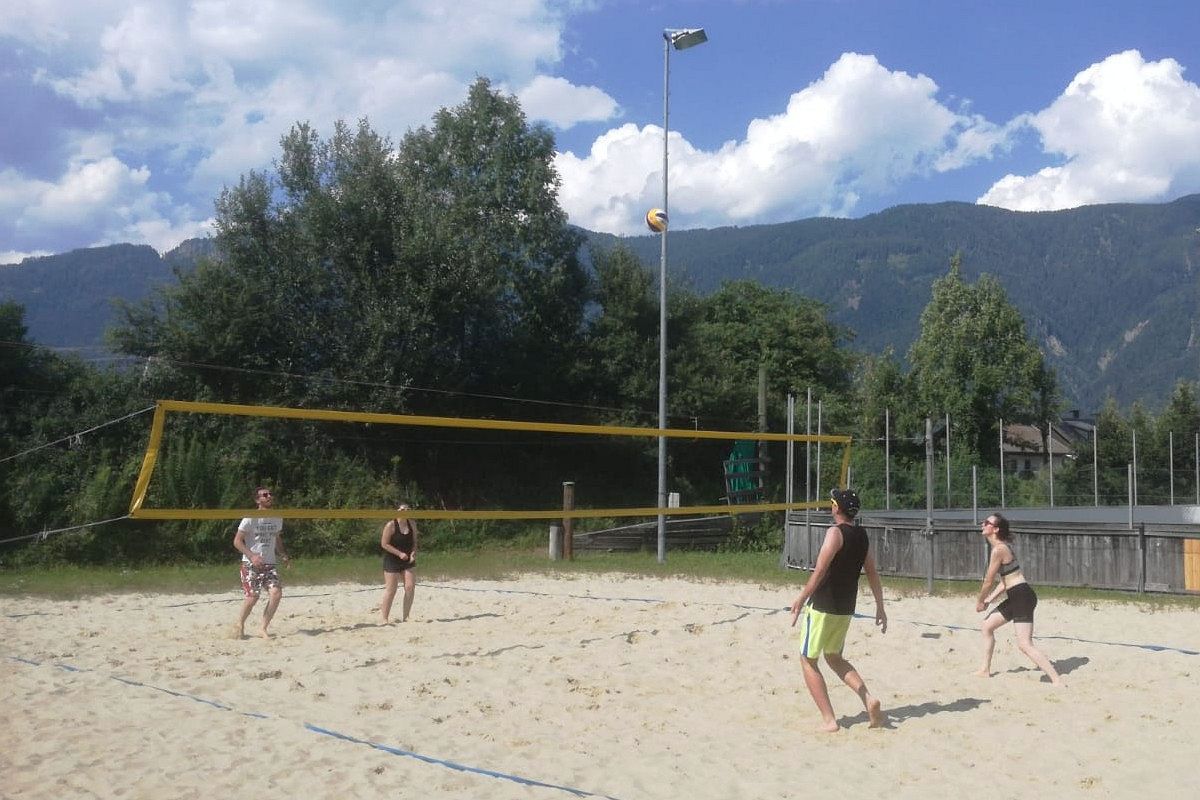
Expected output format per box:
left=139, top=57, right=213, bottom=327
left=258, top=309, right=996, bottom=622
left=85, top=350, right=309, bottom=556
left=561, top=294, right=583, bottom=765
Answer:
left=562, top=481, right=575, bottom=561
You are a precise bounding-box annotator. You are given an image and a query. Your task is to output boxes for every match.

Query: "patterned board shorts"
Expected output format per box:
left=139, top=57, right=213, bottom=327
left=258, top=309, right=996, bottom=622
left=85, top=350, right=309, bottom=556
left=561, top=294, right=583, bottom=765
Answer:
left=240, top=563, right=281, bottom=598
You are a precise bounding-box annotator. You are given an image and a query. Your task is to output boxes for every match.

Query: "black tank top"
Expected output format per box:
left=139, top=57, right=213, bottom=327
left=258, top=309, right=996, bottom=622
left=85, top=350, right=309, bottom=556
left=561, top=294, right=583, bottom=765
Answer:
left=811, top=522, right=869, bottom=615
left=386, top=519, right=414, bottom=556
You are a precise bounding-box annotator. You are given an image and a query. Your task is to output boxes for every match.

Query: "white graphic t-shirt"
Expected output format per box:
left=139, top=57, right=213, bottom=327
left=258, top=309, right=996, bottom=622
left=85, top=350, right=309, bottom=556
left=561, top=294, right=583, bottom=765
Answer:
left=238, top=517, right=284, bottom=565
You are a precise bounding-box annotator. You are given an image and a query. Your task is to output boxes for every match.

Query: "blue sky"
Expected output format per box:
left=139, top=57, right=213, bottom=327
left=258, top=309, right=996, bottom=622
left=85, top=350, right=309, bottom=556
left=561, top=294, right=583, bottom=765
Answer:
left=2, top=0, right=1199, bottom=263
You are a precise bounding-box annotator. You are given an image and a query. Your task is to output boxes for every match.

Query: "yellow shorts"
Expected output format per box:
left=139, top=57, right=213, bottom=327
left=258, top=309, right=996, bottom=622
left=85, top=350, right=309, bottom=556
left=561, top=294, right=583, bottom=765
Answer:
left=797, top=607, right=851, bottom=659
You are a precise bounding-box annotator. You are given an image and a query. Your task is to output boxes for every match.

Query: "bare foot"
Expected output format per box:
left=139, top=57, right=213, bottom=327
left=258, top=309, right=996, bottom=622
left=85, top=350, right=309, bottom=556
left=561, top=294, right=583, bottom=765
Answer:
left=231, top=624, right=245, bottom=640
left=258, top=627, right=273, bottom=639
left=816, top=719, right=840, bottom=734
left=973, top=669, right=991, bottom=678
left=867, top=698, right=885, bottom=728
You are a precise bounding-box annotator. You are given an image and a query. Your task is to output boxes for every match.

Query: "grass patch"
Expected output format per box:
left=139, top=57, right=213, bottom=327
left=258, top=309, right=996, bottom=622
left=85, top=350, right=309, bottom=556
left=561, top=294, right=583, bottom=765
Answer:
left=2, top=550, right=1198, bottom=608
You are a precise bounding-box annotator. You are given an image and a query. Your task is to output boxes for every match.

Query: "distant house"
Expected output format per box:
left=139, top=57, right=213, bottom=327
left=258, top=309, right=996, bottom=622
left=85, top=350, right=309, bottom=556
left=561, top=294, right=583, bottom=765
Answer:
left=1056, top=409, right=1097, bottom=448
left=1002, top=421, right=1084, bottom=477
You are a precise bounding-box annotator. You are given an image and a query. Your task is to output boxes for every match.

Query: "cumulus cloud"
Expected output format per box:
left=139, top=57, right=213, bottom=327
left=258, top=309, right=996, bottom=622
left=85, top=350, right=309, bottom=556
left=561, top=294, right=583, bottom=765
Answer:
left=0, top=143, right=213, bottom=255
left=517, top=75, right=620, bottom=129
left=557, top=53, right=1010, bottom=234
left=979, top=51, right=1200, bottom=211
left=1, top=1, right=594, bottom=255
left=8, top=3, right=1195, bottom=257
left=39, top=4, right=192, bottom=106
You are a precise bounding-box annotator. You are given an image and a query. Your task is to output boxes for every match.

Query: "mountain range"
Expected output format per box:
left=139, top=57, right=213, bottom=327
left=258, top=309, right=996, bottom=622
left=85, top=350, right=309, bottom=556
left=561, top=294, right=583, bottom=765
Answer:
left=3, top=195, right=1199, bottom=411
left=590, top=194, right=1200, bottom=411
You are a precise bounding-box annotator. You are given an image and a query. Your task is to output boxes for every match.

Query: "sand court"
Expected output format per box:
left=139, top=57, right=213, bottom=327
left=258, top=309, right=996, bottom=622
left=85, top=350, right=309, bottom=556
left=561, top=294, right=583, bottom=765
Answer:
left=2, top=574, right=1198, bottom=799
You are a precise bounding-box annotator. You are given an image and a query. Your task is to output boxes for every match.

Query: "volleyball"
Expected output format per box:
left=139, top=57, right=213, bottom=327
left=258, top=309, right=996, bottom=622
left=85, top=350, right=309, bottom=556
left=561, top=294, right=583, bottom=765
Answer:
left=646, top=208, right=668, bottom=233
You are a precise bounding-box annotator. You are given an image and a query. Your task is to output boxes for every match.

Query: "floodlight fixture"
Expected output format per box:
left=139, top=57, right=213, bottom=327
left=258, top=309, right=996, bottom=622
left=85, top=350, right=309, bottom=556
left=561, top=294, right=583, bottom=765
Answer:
left=665, top=28, right=708, bottom=51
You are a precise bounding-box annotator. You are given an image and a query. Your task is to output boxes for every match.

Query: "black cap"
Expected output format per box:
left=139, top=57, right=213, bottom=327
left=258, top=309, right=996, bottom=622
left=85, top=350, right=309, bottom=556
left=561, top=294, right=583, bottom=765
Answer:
left=830, top=488, right=860, bottom=517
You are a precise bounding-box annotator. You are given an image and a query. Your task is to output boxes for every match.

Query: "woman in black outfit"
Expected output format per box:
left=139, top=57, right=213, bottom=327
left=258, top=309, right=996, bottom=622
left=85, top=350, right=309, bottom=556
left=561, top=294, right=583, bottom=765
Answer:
left=975, top=512, right=1062, bottom=685
left=380, top=503, right=419, bottom=623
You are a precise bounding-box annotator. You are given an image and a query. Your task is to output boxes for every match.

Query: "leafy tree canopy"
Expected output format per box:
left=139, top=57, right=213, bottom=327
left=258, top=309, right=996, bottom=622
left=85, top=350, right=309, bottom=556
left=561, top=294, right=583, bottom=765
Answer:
left=111, top=78, right=587, bottom=414
left=907, top=253, right=1058, bottom=456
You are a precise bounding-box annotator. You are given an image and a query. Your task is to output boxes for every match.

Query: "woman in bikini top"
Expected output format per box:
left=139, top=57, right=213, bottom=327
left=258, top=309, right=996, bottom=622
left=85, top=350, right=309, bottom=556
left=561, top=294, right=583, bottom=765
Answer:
left=973, top=512, right=1062, bottom=685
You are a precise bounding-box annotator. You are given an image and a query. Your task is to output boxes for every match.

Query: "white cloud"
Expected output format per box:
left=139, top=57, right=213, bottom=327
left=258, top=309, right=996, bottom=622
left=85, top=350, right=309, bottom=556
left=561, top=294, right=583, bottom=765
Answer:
left=979, top=51, right=1200, bottom=211
left=2, top=1, right=585, bottom=255
left=41, top=4, right=192, bottom=106
left=557, top=52, right=1008, bottom=234
left=0, top=143, right=210, bottom=255
left=517, top=75, right=620, bottom=129
left=1, top=250, right=52, bottom=265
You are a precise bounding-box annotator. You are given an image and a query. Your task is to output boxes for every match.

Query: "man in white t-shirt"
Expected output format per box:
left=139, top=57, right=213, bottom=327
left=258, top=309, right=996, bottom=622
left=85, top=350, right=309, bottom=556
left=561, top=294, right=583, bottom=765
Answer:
left=233, top=486, right=290, bottom=638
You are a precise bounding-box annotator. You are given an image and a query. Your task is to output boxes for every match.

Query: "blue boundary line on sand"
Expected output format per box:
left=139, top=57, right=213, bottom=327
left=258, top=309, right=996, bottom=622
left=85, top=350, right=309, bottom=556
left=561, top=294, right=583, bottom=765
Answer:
left=304, top=724, right=619, bottom=799
left=852, top=614, right=1200, bottom=656
left=5, top=654, right=621, bottom=799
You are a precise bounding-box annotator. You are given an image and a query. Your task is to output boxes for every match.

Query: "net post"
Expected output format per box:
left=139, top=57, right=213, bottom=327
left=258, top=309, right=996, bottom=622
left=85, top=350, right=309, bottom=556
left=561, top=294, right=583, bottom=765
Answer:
left=562, top=482, right=575, bottom=561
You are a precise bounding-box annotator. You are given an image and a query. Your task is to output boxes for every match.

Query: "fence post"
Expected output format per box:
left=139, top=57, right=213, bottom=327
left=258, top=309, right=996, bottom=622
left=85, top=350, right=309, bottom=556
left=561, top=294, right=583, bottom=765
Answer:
left=805, top=388, right=812, bottom=566
left=1169, top=431, right=1175, bottom=506
left=1127, top=463, right=1134, bottom=529
left=785, top=394, right=795, bottom=567
left=885, top=408, right=891, bottom=510
left=1048, top=421, right=1055, bottom=508
left=926, top=417, right=935, bottom=594
left=971, top=465, right=978, bottom=525
left=1137, top=522, right=1146, bottom=594
left=999, top=418, right=1006, bottom=509
left=1132, top=430, right=1139, bottom=506
left=945, top=412, right=951, bottom=508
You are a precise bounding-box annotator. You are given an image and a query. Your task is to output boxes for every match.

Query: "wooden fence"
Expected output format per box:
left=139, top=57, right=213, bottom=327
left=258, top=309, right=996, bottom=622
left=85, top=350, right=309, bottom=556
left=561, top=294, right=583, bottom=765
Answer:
left=573, top=515, right=738, bottom=552
left=785, top=513, right=1200, bottom=595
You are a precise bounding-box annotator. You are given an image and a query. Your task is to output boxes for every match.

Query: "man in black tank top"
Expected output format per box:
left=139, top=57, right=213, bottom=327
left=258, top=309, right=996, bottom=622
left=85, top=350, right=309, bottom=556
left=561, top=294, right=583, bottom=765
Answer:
left=788, top=489, right=888, bottom=732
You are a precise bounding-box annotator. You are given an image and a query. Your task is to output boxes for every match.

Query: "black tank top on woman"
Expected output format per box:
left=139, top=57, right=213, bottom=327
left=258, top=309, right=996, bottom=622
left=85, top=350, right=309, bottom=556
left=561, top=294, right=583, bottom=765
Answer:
left=811, top=522, right=869, bottom=615
left=386, top=519, right=414, bottom=556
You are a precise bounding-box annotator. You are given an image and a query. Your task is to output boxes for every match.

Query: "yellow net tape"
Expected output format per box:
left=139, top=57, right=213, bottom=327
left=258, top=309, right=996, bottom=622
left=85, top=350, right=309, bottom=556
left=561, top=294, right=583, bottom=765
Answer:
left=129, top=399, right=852, bottom=521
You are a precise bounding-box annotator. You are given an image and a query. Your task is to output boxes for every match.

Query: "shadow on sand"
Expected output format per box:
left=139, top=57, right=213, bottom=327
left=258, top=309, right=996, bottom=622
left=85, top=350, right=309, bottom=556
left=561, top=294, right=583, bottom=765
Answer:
left=839, top=697, right=991, bottom=729
left=1006, top=655, right=1090, bottom=680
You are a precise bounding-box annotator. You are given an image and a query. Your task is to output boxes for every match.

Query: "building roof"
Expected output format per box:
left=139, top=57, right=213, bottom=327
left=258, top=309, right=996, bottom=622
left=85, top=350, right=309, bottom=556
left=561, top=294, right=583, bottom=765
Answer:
left=1001, top=422, right=1077, bottom=458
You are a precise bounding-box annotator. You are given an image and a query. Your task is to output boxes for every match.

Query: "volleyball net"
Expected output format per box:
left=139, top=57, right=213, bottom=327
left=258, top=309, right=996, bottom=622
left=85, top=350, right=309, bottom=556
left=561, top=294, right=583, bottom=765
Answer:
left=128, top=399, right=852, bottom=521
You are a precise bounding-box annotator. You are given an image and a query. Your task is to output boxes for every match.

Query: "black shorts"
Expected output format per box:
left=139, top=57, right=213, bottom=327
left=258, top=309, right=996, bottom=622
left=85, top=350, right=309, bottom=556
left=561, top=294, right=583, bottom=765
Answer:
left=383, top=553, right=414, bottom=573
left=992, top=582, right=1038, bottom=623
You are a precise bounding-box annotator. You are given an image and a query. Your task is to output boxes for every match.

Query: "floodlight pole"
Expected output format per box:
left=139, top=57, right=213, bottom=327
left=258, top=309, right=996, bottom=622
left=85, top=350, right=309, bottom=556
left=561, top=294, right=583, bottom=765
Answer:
left=657, top=27, right=707, bottom=563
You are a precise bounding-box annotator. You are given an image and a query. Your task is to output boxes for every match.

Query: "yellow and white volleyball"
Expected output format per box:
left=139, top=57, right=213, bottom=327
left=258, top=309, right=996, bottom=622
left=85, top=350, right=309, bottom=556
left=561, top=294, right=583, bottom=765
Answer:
left=645, top=208, right=668, bottom=233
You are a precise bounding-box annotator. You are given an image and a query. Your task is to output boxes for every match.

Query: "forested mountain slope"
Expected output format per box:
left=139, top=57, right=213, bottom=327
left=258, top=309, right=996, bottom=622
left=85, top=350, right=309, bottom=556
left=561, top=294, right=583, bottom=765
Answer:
left=4, top=195, right=1198, bottom=409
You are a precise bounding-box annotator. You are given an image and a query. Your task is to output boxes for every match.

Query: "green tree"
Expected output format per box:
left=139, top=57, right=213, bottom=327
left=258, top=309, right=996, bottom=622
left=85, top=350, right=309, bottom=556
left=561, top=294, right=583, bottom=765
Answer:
left=395, top=78, right=588, bottom=407
left=1154, top=380, right=1200, bottom=503
left=112, top=79, right=588, bottom=415
left=1093, top=398, right=1134, bottom=504
left=671, top=280, right=853, bottom=429
left=584, top=245, right=660, bottom=423
left=854, top=346, right=909, bottom=442
left=908, top=253, right=1059, bottom=458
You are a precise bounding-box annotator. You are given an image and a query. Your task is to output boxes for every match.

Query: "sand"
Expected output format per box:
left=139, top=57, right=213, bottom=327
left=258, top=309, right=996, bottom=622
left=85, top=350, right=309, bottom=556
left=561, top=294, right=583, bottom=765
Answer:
left=2, top=574, right=1198, bottom=799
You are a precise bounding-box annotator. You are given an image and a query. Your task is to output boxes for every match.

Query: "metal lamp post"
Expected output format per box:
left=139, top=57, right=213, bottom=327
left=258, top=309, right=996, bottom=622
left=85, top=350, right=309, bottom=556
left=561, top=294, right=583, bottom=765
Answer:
left=656, top=27, right=707, bottom=563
